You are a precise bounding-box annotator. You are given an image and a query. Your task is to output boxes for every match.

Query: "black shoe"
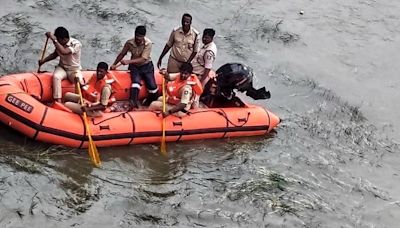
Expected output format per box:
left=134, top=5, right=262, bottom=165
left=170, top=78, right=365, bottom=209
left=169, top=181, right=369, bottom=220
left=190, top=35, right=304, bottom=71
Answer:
left=142, top=92, right=158, bottom=106
left=128, top=100, right=139, bottom=111
left=129, top=87, right=140, bottom=110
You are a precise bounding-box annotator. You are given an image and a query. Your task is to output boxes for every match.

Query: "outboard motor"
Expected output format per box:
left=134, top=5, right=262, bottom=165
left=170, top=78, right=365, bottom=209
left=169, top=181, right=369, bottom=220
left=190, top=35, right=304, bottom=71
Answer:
left=201, top=63, right=270, bottom=108
left=216, top=63, right=270, bottom=100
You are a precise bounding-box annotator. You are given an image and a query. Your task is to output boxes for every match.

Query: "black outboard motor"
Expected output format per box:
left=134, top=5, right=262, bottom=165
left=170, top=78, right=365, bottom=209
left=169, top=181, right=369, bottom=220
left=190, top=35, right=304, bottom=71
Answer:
left=216, top=63, right=270, bottom=100
left=201, top=63, right=270, bottom=108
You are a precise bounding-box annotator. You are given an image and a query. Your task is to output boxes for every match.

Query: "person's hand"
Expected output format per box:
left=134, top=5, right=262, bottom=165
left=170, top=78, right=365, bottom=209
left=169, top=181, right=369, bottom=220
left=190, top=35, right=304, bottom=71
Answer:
left=81, top=102, right=90, bottom=112
left=45, top=32, right=56, bottom=41
left=81, top=105, right=88, bottom=112
left=157, top=59, right=162, bottom=69
left=162, top=111, right=169, bottom=118
left=38, top=59, right=45, bottom=66
left=120, top=59, right=129, bottom=65
left=110, top=64, right=117, bottom=70
left=159, top=68, right=167, bottom=75
left=73, top=76, right=80, bottom=84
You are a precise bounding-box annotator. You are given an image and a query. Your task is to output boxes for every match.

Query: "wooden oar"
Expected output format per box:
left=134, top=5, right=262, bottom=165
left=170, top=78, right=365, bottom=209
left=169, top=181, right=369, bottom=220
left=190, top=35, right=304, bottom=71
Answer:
left=115, top=62, right=122, bottom=69
left=160, top=77, right=167, bottom=155
left=76, top=81, right=101, bottom=167
left=37, top=37, right=49, bottom=73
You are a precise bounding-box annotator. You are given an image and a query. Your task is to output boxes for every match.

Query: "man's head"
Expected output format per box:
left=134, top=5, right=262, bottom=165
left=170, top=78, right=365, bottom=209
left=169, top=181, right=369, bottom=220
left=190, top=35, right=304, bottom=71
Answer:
left=179, top=62, right=193, bottom=80
left=96, top=62, right=108, bottom=80
left=54, top=27, right=70, bottom=45
left=202, top=28, right=215, bottom=45
left=181, top=13, right=192, bottom=32
left=134, top=25, right=146, bottom=45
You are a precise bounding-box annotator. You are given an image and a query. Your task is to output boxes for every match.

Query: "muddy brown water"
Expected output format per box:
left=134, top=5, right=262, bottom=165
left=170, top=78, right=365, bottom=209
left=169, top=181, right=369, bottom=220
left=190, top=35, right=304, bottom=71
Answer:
left=1, top=0, right=399, bottom=227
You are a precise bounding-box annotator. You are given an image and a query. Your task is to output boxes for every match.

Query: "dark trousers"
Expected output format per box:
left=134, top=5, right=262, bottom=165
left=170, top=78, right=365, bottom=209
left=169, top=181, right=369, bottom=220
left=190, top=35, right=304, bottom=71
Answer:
left=129, top=61, right=157, bottom=92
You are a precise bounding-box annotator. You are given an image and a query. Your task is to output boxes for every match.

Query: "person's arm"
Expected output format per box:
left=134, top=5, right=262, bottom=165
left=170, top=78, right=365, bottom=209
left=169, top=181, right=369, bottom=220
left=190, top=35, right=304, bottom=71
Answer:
left=46, top=32, right=73, bottom=55
left=157, top=30, right=175, bottom=68
left=200, top=50, right=215, bottom=82
left=187, top=51, right=197, bottom=63
left=200, top=68, right=211, bottom=83
left=163, top=85, right=192, bottom=117
left=162, top=103, right=186, bottom=117
left=110, top=42, right=129, bottom=69
left=157, top=44, right=171, bottom=69
left=54, top=40, right=73, bottom=55
left=122, top=57, right=145, bottom=66
left=122, top=40, right=152, bottom=66
left=159, top=68, right=179, bottom=81
left=38, top=51, right=58, bottom=66
left=82, top=103, right=106, bottom=112
left=187, top=31, right=200, bottom=63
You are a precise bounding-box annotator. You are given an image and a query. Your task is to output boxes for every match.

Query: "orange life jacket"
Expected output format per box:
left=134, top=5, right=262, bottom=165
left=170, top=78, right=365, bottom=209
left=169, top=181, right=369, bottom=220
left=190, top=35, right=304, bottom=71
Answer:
left=82, top=72, right=118, bottom=104
left=167, top=74, right=203, bottom=105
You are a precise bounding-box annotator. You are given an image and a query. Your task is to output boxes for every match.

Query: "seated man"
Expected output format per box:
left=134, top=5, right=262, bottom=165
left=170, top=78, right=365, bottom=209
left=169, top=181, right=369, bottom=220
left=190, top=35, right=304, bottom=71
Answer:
left=38, top=26, right=83, bottom=103
left=149, top=62, right=203, bottom=117
left=64, top=62, right=118, bottom=117
left=201, top=63, right=271, bottom=108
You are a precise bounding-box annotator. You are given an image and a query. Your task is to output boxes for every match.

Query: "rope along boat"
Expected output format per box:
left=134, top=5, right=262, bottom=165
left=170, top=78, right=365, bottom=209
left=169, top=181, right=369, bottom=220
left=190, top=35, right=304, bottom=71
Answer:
left=0, top=70, right=280, bottom=148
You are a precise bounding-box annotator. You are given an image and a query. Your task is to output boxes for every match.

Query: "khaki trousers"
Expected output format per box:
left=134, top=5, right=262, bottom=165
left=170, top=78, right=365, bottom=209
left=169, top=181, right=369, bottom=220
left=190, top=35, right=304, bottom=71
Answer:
left=148, top=96, right=187, bottom=117
left=167, top=56, right=183, bottom=73
left=53, top=66, right=83, bottom=99
left=63, top=92, right=103, bottom=117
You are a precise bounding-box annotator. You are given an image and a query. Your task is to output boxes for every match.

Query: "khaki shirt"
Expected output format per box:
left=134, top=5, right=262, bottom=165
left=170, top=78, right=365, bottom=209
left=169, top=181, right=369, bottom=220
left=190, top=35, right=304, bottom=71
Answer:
left=167, top=27, right=200, bottom=62
left=125, top=36, right=152, bottom=65
left=58, top=37, right=81, bottom=70
left=192, top=41, right=217, bottom=75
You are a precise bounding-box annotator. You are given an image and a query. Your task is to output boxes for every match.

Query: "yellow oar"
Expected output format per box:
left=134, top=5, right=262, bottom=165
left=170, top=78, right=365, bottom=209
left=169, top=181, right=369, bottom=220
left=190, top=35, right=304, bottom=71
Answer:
left=76, top=81, right=101, bottom=167
left=160, top=77, right=167, bottom=155
left=37, top=37, right=49, bottom=73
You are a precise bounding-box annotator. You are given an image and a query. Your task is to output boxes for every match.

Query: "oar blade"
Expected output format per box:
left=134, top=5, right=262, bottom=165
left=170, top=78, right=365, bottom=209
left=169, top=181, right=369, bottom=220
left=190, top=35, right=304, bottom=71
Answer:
left=78, top=83, right=101, bottom=167
left=88, top=140, right=101, bottom=167
left=160, top=77, right=167, bottom=156
left=160, top=139, right=167, bottom=155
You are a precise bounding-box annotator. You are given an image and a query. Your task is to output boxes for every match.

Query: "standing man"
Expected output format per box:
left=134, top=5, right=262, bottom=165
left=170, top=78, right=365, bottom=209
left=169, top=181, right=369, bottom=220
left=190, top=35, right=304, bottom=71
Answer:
left=38, top=27, right=83, bottom=103
left=192, top=28, right=217, bottom=85
left=157, top=13, right=200, bottom=73
left=110, top=25, right=158, bottom=109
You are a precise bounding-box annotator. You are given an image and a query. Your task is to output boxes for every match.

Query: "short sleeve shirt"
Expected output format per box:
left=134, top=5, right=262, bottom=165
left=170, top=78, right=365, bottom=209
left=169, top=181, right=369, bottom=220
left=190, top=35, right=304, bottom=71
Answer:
left=125, top=37, right=152, bottom=65
left=192, top=41, right=217, bottom=75
left=167, top=27, right=200, bottom=62
left=58, top=37, right=81, bottom=70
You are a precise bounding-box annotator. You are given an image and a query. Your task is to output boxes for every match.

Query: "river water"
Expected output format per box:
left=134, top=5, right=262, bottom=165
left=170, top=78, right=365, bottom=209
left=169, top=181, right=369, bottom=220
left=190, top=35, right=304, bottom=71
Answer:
left=1, top=0, right=399, bottom=227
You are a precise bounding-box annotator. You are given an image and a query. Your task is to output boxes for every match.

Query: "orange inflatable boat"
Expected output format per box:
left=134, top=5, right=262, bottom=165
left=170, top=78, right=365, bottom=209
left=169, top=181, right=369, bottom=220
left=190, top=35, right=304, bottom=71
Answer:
left=0, top=70, right=280, bottom=148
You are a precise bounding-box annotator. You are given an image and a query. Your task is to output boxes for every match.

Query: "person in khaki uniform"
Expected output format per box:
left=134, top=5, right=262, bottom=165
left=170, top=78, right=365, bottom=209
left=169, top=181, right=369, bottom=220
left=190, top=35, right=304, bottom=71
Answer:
left=149, top=63, right=203, bottom=117
left=192, top=28, right=217, bottom=84
left=38, top=27, right=83, bottom=103
left=64, top=62, right=116, bottom=117
left=157, top=13, right=200, bottom=73
left=191, top=28, right=217, bottom=108
left=110, top=25, right=158, bottom=109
